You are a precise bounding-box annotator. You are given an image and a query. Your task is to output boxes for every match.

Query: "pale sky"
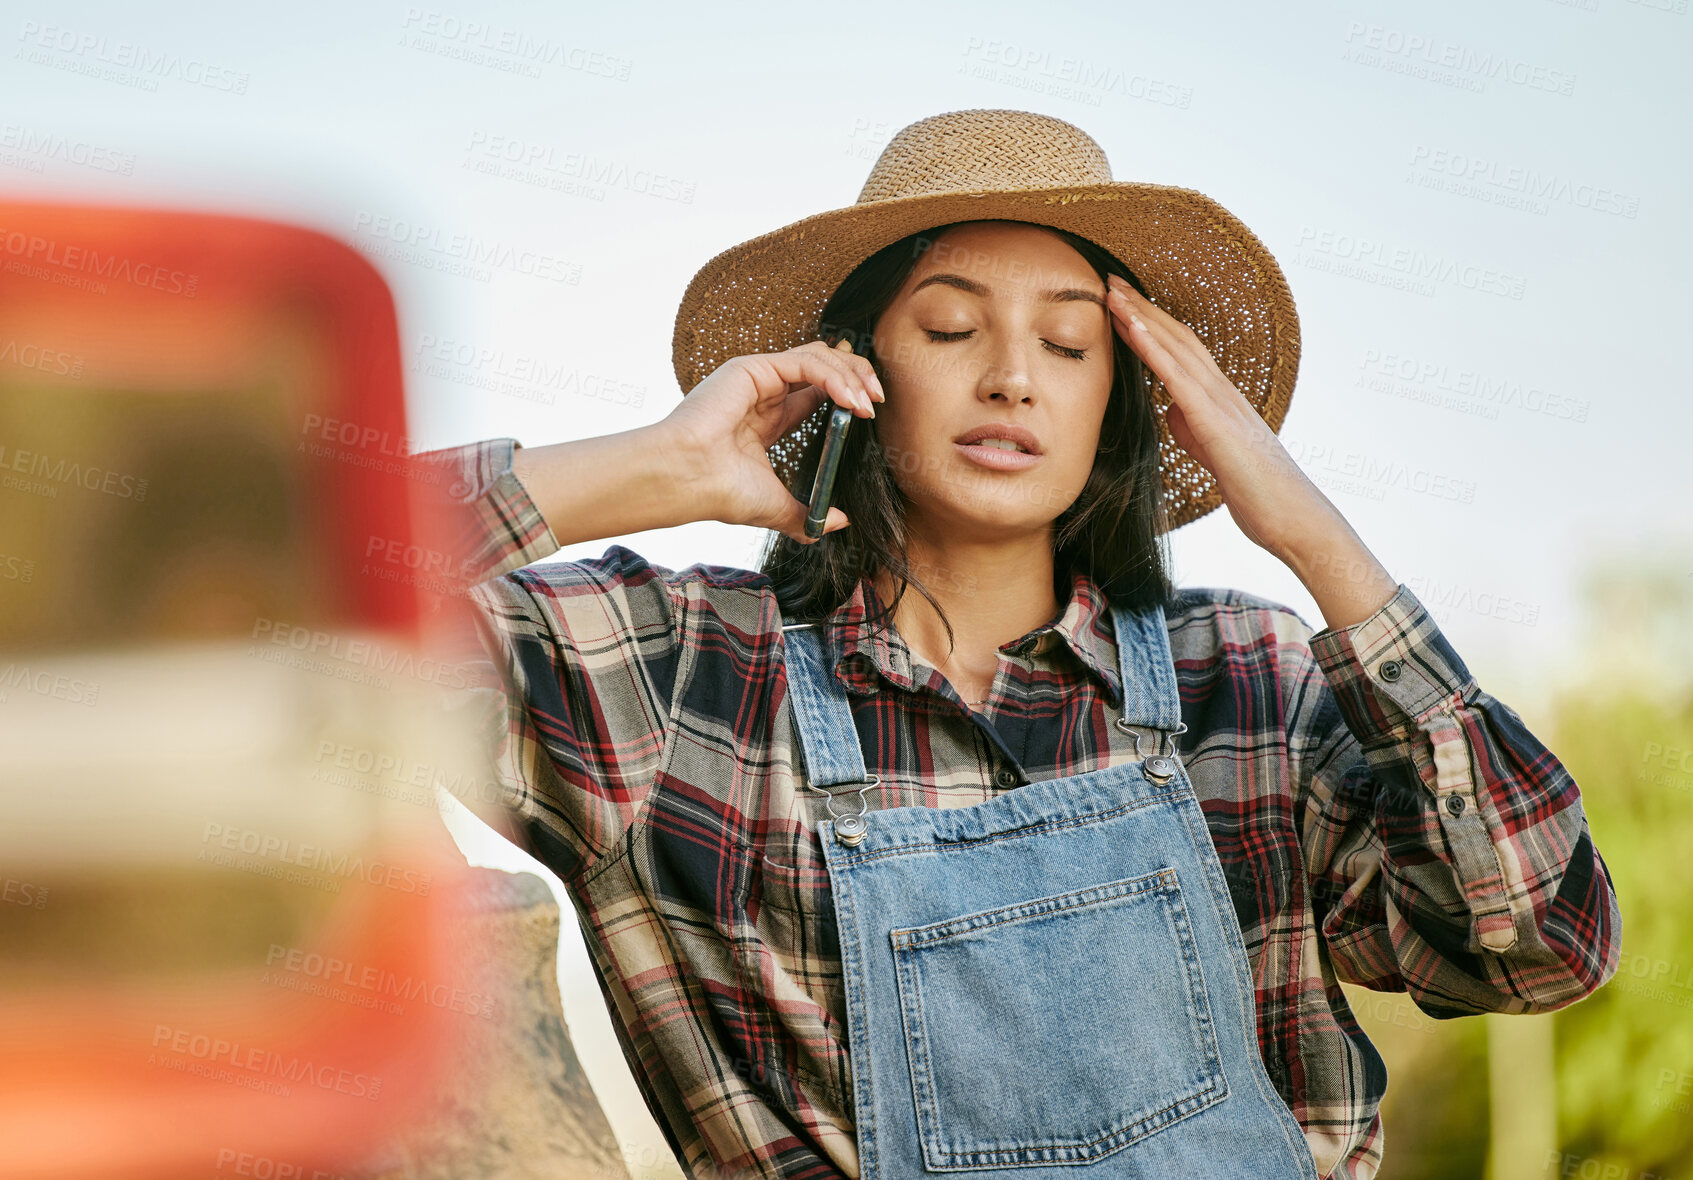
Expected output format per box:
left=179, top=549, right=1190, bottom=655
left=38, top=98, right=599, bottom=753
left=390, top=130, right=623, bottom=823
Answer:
left=7, top=1, right=1686, bottom=1172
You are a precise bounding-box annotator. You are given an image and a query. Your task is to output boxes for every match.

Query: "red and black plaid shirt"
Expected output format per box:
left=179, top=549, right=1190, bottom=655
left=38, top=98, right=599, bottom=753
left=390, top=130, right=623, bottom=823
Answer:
left=417, top=437, right=1620, bottom=1180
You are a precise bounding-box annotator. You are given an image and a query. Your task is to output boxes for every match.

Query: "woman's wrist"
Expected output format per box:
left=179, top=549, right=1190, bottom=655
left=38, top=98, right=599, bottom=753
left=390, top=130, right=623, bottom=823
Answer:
left=647, top=418, right=726, bottom=524
left=1274, top=516, right=1399, bottom=632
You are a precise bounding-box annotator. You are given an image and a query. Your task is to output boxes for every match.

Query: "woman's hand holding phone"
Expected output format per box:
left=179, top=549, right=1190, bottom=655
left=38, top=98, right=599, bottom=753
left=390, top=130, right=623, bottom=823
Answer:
left=659, top=338, right=883, bottom=545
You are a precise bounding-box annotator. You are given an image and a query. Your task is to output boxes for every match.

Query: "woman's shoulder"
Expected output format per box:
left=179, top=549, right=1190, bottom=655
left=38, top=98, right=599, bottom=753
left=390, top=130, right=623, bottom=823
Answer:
left=508, top=543, right=769, bottom=590
left=1165, top=584, right=1321, bottom=642
left=503, top=543, right=779, bottom=628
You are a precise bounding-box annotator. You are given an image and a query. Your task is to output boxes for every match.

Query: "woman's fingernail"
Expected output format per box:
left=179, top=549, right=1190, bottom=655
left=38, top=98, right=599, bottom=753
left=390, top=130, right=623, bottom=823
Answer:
left=1129, top=314, right=1146, bottom=331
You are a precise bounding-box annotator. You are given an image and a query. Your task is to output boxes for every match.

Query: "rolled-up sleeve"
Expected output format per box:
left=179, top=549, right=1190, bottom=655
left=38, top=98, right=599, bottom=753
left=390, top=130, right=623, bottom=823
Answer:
left=1287, top=583, right=1622, bottom=1017
left=410, top=437, right=561, bottom=586
left=411, top=438, right=683, bottom=884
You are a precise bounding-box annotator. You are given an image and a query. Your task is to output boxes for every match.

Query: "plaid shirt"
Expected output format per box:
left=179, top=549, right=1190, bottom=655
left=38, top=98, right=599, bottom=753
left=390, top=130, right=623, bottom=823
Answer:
left=415, top=437, right=1621, bottom=1180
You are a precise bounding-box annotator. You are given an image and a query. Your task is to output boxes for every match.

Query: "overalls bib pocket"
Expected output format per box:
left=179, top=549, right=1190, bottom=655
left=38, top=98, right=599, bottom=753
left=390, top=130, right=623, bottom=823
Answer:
left=889, top=867, right=1227, bottom=1170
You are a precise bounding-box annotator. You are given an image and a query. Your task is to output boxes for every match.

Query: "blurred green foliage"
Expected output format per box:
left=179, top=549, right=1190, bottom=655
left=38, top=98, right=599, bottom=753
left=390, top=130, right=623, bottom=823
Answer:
left=1545, top=681, right=1693, bottom=1179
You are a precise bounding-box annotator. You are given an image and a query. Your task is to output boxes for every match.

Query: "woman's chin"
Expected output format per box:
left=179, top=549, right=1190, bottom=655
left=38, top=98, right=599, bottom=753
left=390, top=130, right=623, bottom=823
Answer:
left=893, top=458, right=1076, bottom=535
left=906, top=491, right=1057, bottom=539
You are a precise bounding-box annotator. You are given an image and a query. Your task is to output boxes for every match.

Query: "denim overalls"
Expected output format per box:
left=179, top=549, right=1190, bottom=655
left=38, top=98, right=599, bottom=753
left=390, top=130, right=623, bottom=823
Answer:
left=780, top=600, right=1320, bottom=1178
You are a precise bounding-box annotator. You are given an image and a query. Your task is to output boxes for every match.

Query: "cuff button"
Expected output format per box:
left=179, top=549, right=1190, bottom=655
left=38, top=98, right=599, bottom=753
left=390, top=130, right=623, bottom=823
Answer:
left=1379, top=658, right=1403, bottom=682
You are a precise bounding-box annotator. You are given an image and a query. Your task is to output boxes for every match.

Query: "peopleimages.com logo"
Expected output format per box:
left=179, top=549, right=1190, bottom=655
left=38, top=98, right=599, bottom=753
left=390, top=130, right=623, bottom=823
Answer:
left=199, top=821, right=433, bottom=896
left=149, top=1025, right=381, bottom=1100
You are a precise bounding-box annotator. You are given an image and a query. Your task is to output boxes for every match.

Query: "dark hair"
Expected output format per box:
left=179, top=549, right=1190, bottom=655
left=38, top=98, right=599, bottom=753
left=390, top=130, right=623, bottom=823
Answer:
left=758, top=220, right=1174, bottom=653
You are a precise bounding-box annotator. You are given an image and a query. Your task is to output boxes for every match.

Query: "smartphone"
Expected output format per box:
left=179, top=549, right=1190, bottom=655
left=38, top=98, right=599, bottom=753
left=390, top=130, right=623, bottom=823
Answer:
left=804, top=404, right=854, bottom=539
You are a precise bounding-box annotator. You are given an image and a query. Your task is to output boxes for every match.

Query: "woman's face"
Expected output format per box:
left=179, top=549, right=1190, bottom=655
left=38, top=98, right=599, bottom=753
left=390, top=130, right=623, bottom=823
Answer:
left=870, top=221, right=1114, bottom=541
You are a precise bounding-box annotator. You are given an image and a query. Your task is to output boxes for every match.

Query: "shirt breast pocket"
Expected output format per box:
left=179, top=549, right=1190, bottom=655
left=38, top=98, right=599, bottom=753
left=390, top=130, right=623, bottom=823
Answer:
left=733, top=792, right=855, bottom=1113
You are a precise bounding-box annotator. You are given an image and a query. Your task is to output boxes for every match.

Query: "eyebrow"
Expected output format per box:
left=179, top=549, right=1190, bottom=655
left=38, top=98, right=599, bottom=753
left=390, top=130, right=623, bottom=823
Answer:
left=909, top=272, right=1106, bottom=309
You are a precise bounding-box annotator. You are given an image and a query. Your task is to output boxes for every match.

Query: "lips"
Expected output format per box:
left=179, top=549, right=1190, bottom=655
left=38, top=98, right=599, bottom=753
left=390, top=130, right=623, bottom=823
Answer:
left=952, top=422, right=1044, bottom=474
left=952, top=423, right=1043, bottom=455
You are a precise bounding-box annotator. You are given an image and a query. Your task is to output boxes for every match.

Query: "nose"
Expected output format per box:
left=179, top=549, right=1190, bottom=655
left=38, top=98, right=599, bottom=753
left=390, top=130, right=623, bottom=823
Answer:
left=977, top=342, right=1035, bottom=406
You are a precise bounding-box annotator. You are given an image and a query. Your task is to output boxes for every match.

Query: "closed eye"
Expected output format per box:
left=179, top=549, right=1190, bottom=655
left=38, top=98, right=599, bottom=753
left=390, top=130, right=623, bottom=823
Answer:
left=925, top=329, right=1089, bottom=361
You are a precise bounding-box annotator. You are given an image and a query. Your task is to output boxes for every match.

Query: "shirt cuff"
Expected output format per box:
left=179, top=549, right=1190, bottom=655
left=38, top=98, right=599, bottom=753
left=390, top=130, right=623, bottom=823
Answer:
left=1306, top=583, right=1478, bottom=746
left=412, top=437, right=560, bottom=587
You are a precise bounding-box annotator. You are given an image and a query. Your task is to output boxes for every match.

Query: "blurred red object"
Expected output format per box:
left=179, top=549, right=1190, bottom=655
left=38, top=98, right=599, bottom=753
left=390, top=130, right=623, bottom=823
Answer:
left=0, top=199, right=429, bottom=648
left=0, top=201, right=484, bottom=1179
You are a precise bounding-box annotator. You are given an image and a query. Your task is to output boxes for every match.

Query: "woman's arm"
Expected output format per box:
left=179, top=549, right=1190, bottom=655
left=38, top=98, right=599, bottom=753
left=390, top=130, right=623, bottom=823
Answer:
left=513, top=337, right=880, bottom=550
left=508, top=424, right=714, bottom=548
left=402, top=341, right=881, bottom=873
left=408, top=436, right=709, bottom=879
left=1283, top=585, right=1622, bottom=1014
left=413, top=336, right=878, bottom=575
left=1102, top=275, right=1621, bottom=1008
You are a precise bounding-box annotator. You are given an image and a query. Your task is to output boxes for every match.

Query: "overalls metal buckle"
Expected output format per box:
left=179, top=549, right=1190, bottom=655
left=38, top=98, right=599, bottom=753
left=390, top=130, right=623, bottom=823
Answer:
left=817, top=727, right=1187, bottom=847
left=1118, top=716, right=1189, bottom=786
left=807, top=773, right=878, bottom=847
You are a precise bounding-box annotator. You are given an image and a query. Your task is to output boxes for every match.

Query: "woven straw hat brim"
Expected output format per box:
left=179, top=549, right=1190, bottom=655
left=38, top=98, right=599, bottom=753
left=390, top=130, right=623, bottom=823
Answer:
left=671, top=170, right=1299, bottom=533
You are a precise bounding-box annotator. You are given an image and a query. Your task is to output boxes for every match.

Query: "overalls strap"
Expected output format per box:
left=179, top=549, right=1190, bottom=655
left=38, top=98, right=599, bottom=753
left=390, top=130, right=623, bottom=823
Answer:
left=1112, top=600, right=1182, bottom=733
left=780, top=623, right=869, bottom=788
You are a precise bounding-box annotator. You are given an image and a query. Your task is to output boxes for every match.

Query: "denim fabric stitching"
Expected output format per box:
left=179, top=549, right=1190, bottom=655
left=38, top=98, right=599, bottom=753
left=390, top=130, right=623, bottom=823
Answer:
left=889, top=869, right=1227, bottom=1166
left=824, top=850, right=878, bottom=1178
left=828, top=777, right=1175, bottom=866
left=1168, top=761, right=1319, bottom=1177
left=890, top=868, right=1179, bottom=947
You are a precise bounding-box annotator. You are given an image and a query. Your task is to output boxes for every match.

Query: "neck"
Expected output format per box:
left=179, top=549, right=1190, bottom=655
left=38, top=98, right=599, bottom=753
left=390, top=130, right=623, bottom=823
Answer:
left=869, top=523, right=1063, bottom=691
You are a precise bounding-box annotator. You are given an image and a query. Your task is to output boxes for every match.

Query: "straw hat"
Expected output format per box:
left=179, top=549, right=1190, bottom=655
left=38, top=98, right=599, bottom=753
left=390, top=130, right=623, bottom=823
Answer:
left=670, top=108, right=1300, bottom=532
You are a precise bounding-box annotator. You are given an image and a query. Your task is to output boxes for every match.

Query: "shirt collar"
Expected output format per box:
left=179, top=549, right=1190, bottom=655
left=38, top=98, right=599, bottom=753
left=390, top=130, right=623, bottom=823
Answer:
left=819, top=567, right=1123, bottom=707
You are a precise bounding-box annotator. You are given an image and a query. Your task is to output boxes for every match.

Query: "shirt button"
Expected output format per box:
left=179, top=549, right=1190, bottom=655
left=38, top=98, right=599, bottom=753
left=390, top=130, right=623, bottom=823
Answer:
left=1378, top=658, right=1403, bottom=683
left=1446, top=794, right=1466, bottom=817
left=996, top=768, right=1018, bottom=788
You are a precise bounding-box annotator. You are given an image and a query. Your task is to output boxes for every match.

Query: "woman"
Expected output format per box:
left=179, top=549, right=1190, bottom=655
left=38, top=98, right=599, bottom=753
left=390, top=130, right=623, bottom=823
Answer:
left=419, top=110, right=1620, bottom=1180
